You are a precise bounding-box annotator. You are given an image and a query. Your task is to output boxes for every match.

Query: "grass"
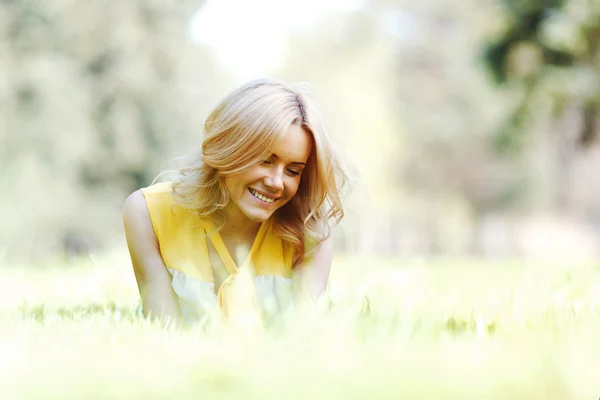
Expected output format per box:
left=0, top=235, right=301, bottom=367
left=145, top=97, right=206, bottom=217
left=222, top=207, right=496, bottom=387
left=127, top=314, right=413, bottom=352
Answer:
left=1, top=251, right=600, bottom=399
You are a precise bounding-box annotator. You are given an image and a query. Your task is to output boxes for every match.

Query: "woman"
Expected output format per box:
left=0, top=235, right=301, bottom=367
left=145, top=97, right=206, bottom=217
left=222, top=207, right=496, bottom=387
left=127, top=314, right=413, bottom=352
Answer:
left=123, top=78, right=350, bottom=326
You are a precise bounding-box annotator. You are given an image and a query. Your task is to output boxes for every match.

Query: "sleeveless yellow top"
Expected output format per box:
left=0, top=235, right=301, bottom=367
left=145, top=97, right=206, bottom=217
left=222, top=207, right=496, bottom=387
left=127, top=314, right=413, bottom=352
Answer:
left=141, top=182, right=296, bottom=324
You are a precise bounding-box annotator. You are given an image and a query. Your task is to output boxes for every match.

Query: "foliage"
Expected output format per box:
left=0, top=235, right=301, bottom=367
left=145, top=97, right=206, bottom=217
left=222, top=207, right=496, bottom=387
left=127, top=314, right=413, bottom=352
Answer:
left=2, top=0, right=600, bottom=260
left=483, top=0, right=600, bottom=153
left=0, top=1, right=229, bottom=260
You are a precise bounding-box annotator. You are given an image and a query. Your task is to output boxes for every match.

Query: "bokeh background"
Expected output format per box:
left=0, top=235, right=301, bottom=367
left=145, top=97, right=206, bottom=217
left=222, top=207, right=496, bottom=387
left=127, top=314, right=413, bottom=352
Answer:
left=2, top=0, right=599, bottom=265
left=3, top=1, right=600, bottom=398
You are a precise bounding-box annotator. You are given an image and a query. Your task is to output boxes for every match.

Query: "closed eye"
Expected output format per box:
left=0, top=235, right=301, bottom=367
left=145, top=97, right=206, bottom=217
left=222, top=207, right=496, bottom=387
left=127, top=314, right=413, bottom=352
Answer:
left=287, top=169, right=301, bottom=176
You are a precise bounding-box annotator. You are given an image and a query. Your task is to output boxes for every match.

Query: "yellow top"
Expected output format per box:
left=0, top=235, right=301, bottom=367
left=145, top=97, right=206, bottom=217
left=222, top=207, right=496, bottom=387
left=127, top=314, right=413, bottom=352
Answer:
left=141, top=182, right=296, bottom=322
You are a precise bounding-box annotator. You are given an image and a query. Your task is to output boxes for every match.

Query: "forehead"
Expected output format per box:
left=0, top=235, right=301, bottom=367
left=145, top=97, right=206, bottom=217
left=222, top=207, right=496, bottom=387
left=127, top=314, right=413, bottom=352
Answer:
left=272, top=124, right=312, bottom=163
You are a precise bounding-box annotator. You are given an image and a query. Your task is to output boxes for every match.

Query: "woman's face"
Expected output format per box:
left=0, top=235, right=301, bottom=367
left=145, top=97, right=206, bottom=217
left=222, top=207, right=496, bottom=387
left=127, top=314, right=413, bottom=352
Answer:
left=224, top=124, right=312, bottom=224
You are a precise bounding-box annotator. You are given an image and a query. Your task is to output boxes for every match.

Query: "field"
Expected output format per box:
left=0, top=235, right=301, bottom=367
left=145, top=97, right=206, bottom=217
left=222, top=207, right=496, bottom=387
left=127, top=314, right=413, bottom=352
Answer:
left=1, top=251, right=600, bottom=399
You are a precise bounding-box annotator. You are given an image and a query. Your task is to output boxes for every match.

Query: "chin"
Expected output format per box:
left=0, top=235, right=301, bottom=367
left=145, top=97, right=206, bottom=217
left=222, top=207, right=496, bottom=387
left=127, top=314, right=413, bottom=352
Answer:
left=243, top=208, right=274, bottom=223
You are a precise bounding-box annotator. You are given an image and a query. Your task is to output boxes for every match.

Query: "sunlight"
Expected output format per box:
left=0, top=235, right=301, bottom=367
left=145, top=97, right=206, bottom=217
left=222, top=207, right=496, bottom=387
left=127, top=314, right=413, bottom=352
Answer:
left=189, top=0, right=365, bottom=78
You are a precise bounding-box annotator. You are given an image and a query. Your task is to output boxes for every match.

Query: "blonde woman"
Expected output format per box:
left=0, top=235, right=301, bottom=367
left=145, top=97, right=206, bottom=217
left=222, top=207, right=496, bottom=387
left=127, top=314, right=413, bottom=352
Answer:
left=123, top=78, right=350, bottom=326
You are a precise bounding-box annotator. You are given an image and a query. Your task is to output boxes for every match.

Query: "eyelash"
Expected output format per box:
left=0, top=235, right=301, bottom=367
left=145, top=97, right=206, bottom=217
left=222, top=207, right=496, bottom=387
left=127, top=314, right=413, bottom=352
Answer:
left=261, top=160, right=301, bottom=176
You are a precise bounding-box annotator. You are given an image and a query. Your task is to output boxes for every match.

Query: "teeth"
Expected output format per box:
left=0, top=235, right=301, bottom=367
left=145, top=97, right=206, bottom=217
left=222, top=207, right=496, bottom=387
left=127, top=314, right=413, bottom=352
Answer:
left=249, top=188, right=275, bottom=203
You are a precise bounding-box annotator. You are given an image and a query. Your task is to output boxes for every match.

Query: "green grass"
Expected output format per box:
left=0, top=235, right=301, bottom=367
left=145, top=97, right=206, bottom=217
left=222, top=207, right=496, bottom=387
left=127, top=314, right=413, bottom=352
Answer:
left=1, top=251, right=600, bottom=399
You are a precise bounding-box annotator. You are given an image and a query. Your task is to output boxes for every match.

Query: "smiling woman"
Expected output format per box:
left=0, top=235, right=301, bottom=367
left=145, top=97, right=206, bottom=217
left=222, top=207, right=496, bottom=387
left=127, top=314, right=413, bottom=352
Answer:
left=122, top=78, right=351, bottom=326
left=224, top=124, right=312, bottom=224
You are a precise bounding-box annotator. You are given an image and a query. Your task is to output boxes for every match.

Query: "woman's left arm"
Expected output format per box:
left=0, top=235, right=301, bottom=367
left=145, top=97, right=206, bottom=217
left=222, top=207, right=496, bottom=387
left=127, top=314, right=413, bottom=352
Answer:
left=292, top=235, right=334, bottom=302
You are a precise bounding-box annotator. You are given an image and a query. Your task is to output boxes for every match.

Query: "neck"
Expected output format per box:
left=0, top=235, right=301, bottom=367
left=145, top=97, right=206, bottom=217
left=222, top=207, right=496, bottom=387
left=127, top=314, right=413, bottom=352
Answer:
left=221, top=204, right=262, bottom=240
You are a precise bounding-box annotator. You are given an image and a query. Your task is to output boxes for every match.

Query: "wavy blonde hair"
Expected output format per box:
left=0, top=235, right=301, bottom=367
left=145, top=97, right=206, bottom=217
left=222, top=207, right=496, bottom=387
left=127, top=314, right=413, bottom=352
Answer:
left=168, top=78, right=351, bottom=265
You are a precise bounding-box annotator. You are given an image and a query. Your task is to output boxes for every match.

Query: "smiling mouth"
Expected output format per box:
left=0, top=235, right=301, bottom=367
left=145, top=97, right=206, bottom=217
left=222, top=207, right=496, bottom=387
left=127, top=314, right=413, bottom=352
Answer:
left=248, top=188, right=278, bottom=203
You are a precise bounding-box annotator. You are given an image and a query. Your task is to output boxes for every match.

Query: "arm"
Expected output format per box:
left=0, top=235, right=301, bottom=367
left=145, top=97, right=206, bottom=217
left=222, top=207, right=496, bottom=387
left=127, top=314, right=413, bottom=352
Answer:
left=122, top=190, right=181, bottom=324
left=292, top=234, right=334, bottom=304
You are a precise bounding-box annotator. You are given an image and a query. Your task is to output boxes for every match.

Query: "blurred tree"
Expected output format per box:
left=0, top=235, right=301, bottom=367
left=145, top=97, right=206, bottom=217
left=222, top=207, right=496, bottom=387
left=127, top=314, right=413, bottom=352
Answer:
left=281, top=8, right=405, bottom=254
left=483, top=0, right=600, bottom=153
left=3, top=0, right=599, bottom=260
left=0, top=0, right=229, bottom=261
left=282, top=0, right=600, bottom=256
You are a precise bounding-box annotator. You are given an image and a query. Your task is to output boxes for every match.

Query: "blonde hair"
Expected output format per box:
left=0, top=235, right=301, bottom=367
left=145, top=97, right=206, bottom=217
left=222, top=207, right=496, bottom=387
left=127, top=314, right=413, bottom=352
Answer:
left=168, top=78, right=351, bottom=265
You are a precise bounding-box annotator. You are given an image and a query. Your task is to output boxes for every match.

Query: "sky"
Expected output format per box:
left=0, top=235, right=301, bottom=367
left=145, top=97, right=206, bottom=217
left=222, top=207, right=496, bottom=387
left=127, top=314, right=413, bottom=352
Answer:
left=189, top=0, right=365, bottom=79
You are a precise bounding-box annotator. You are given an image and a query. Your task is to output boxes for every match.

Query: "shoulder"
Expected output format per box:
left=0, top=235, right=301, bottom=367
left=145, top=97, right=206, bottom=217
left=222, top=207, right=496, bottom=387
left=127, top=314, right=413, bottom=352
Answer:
left=140, top=182, right=175, bottom=207
left=292, top=229, right=334, bottom=299
left=140, top=182, right=173, bottom=197
left=137, top=182, right=178, bottom=216
left=304, top=220, right=330, bottom=252
left=123, top=189, right=148, bottom=223
left=123, top=183, right=178, bottom=242
left=123, top=183, right=173, bottom=218
left=122, top=189, right=157, bottom=247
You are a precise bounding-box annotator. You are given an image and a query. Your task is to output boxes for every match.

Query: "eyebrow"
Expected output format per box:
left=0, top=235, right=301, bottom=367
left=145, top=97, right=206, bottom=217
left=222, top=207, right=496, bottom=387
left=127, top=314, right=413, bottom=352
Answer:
left=271, top=154, right=306, bottom=166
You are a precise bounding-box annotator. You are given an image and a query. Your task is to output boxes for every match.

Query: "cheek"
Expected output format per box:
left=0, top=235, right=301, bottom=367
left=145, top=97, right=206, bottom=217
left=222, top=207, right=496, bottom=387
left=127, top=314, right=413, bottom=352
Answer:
left=225, top=170, right=259, bottom=194
left=240, top=168, right=263, bottom=186
left=285, top=178, right=302, bottom=197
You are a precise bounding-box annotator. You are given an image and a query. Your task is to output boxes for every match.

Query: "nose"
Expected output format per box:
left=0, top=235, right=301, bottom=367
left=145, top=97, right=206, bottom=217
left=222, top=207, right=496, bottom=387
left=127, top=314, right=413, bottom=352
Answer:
left=264, top=166, right=284, bottom=193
